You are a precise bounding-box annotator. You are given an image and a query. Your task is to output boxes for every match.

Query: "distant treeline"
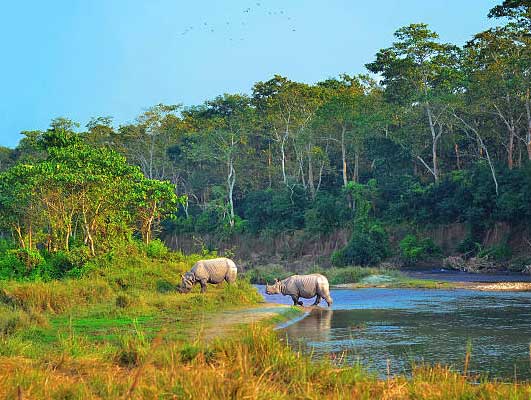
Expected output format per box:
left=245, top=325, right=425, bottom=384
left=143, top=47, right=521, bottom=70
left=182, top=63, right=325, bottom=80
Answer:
left=1, top=1, right=531, bottom=269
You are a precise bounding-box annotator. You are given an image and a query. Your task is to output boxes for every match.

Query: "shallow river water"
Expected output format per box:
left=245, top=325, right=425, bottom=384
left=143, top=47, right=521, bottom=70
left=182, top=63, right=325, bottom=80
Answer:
left=257, top=284, right=531, bottom=380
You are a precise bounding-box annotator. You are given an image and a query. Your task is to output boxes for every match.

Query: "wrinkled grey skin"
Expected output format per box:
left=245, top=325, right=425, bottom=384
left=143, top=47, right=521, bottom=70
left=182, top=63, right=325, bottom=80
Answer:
left=180, top=257, right=238, bottom=293
left=265, top=274, right=333, bottom=307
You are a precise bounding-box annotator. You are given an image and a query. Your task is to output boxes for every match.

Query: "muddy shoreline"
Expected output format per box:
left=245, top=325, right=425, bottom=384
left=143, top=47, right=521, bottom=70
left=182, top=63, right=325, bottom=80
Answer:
left=333, top=281, right=531, bottom=291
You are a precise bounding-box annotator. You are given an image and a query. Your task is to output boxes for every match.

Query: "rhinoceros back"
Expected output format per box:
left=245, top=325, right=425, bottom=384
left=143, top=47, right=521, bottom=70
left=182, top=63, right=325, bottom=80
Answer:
left=192, top=257, right=237, bottom=284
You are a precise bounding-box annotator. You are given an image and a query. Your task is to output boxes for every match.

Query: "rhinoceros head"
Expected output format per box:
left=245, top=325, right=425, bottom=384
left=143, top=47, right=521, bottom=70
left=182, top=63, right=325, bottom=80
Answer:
left=180, top=273, right=195, bottom=293
left=265, top=278, right=281, bottom=295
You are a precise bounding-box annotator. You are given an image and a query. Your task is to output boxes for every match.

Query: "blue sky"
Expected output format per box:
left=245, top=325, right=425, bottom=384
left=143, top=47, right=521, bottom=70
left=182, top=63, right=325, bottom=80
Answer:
left=0, top=1, right=500, bottom=148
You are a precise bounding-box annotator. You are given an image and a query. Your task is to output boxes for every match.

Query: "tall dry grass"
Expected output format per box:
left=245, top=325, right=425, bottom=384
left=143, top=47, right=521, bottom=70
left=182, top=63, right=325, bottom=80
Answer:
left=1, top=324, right=531, bottom=399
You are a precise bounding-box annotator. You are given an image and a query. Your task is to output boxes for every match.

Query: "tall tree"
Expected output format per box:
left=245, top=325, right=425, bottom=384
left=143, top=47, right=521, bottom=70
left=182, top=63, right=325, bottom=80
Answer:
left=367, top=24, right=461, bottom=181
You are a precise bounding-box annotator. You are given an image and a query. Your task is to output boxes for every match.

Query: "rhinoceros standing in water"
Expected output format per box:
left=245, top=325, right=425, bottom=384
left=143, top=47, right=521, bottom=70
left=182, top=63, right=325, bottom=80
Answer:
left=265, top=274, right=333, bottom=307
left=180, top=257, right=238, bottom=293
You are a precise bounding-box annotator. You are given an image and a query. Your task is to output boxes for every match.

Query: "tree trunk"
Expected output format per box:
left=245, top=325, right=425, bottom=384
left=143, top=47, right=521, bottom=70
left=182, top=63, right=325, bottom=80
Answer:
left=353, top=149, right=359, bottom=183
left=307, top=144, right=315, bottom=199
left=28, top=221, right=33, bottom=250
left=526, top=88, right=531, bottom=160
left=341, top=125, right=348, bottom=187
left=425, top=100, right=441, bottom=181
left=84, top=223, right=95, bottom=256
left=432, top=138, right=439, bottom=181
left=227, top=158, right=236, bottom=228
left=268, top=141, right=272, bottom=188
left=13, top=224, right=25, bottom=249
left=280, top=137, right=287, bottom=185
left=508, top=126, right=515, bottom=170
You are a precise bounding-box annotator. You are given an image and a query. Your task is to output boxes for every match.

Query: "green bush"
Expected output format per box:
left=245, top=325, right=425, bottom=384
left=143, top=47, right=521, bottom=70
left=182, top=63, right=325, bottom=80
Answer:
left=0, top=249, right=47, bottom=281
left=145, top=239, right=169, bottom=259
left=399, top=234, right=440, bottom=264
left=332, top=223, right=390, bottom=267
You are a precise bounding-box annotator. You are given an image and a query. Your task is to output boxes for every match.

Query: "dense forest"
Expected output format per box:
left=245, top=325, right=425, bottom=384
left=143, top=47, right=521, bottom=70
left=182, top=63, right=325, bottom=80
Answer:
left=1, top=1, right=531, bottom=278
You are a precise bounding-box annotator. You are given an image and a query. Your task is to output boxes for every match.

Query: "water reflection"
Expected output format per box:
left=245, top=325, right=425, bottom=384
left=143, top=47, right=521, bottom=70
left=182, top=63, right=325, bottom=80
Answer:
left=286, top=309, right=333, bottom=344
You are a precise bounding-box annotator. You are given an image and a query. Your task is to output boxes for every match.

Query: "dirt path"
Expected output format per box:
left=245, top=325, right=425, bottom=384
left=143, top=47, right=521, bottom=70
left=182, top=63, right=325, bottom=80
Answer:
left=200, top=303, right=296, bottom=341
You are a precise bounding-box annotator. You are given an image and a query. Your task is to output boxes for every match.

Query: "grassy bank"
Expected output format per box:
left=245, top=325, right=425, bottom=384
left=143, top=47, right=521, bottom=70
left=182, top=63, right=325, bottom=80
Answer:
left=1, top=248, right=526, bottom=399
left=245, top=264, right=453, bottom=289
left=2, top=321, right=531, bottom=399
left=0, top=245, right=263, bottom=369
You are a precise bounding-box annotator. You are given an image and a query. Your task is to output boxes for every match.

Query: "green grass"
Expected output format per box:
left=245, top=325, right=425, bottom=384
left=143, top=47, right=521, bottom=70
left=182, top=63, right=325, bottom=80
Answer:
left=246, top=264, right=453, bottom=288
left=0, top=248, right=262, bottom=361
left=0, top=248, right=519, bottom=399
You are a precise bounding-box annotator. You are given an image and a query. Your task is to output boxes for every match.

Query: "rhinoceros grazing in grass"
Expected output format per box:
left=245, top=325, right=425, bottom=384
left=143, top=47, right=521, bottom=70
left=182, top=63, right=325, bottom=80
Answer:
left=180, top=257, right=238, bottom=293
left=265, top=274, right=333, bottom=307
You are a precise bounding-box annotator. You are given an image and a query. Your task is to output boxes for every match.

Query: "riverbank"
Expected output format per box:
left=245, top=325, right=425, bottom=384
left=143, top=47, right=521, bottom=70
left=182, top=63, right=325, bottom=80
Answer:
left=3, top=252, right=531, bottom=398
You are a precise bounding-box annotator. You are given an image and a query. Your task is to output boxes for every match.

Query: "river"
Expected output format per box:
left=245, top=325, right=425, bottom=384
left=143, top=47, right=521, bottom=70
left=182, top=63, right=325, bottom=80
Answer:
left=257, top=278, right=531, bottom=380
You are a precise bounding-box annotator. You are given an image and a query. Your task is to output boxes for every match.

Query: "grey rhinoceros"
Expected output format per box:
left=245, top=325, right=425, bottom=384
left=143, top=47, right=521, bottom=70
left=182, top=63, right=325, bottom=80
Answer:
left=265, top=274, right=333, bottom=307
left=180, top=257, right=238, bottom=293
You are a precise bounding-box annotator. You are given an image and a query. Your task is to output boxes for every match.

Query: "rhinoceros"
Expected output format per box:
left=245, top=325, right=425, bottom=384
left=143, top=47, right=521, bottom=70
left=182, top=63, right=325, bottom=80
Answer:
left=180, top=257, right=238, bottom=293
left=265, top=274, right=333, bottom=307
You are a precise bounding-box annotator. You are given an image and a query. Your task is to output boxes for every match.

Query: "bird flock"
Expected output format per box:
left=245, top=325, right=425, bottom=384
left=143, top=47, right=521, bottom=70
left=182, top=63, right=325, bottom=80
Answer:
left=179, top=2, right=296, bottom=42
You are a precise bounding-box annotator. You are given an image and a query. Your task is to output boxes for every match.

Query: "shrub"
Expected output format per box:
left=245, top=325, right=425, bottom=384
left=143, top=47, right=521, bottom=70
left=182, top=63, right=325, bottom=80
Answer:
left=399, top=234, right=440, bottom=264
left=332, top=223, right=390, bottom=267
left=145, top=239, right=169, bottom=259
left=0, top=249, right=47, bottom=281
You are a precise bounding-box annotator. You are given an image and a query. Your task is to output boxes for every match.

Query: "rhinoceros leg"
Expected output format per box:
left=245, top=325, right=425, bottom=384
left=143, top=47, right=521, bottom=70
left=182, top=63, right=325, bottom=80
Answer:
left=225, top=272, right=236, bottom=284
left=290, top=295, right=303, bottom=306
left=312, top=295, right=321, bottom=306
left=199, top=279, right=208, bottom=293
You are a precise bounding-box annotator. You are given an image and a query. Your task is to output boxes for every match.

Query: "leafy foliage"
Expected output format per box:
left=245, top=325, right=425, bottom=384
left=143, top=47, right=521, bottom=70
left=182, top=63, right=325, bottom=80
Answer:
left=399, top=234, right=440, bottom=264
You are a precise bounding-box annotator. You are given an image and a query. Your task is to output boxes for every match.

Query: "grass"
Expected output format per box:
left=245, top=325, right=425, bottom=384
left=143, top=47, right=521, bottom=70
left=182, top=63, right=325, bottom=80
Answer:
left=0, top=247, right=526, bottom=399
left=246, top=264, right=454, bottom=289
left=1, top=323, right=531, bottom=399
left=0, top=246, right=262, bottom=360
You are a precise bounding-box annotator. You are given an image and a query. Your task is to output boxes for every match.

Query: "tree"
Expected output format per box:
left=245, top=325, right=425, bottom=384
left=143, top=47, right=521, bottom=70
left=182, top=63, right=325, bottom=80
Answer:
left=252, top=76, right=323, bottom=187
left=367, top=24, right=461, bottom=181
left=0, top=140, right=181, bottom=255
left=116, top=104, right=182, bottom=180
left=489, top=0, right=531, bottom=30
left=464, top=26, right=531, bottom=166
left=188, top=94, right=254, bottom=228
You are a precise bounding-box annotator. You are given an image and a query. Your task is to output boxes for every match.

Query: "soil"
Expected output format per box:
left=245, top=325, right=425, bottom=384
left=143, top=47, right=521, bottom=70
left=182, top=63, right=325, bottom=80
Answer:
left=200, top=303, right=293, bottom=340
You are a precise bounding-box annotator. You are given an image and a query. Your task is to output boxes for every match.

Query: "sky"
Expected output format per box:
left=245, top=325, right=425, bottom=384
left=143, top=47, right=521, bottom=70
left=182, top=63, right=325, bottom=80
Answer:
left=0, top=0, right=501, bottom=148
